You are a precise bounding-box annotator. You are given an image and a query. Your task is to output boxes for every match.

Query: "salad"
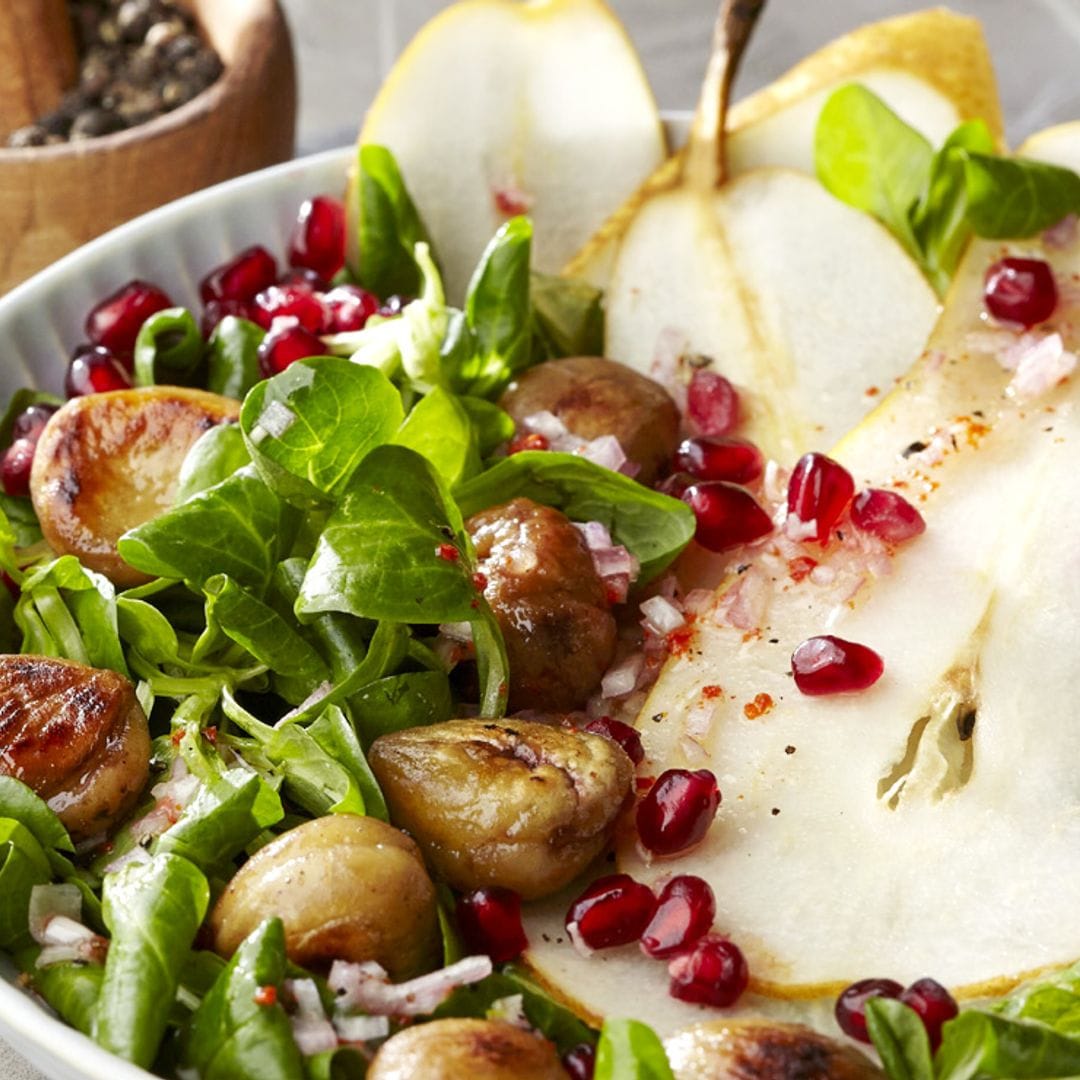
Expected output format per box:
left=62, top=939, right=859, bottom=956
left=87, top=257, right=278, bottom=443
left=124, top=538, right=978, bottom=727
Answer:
left=5, top=5, right=1080, bottom=1080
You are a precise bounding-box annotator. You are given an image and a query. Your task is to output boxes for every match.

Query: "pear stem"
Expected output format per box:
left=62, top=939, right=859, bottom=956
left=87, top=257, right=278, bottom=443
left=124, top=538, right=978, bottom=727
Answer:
left=683, top=0, right=767, bottom=192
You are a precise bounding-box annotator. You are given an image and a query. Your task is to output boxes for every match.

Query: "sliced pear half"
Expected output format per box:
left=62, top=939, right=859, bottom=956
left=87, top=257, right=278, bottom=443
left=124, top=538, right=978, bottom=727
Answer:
left=567, top=9, right=1003, bottom=286
left=525, top=203, right=1080, bottom=1032
left=353, top=0, right=665, bottom=303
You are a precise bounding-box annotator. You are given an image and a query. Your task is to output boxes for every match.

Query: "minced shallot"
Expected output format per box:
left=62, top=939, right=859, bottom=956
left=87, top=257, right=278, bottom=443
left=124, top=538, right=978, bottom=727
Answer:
left=518, top=411, right=640, bottom=478
left=29, top=885, right=107, bottom=968
left=328, top=954, right=492, bottom=1018
left=574, top=520, right=640, bottom=603
left=286, top=978, right=338, bottom=1056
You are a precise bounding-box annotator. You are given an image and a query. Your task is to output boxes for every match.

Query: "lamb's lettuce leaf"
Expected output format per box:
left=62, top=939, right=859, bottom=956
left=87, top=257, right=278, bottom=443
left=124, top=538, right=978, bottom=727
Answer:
left=176, top=423, right=252, bottom=505
left=594, top=1019, right=674, bottom=1080
left=206, top=315, right=264, bottom=400
left=134, top=308, right=204, bottom=387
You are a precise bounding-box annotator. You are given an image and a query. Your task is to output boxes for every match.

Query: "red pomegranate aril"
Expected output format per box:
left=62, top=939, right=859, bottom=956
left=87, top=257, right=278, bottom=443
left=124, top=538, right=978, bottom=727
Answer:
left=257, top=318, right=325, bottom=377
left=668, top=935, right=749, bottom=1007
left=786, top=452, right=855, bottom=544
left=584, top=716, right=644, bottom=765
left=200, top=245, right=278, bottom=304
left=279, top=266, right=330, bottom=292
left=851, top=488, right=926, bottom=544
left=682, top=482, right=773, bottom=552
left=835, top=978, right=904, bottom=1043
left=252, top=284, right=328, bottom=332
left=201, top=298, right=257, bottom=338
left=656, top=471, right=694, bottom=499
left=11, top=404, right=58, bottom=444
left=640, top=875, right=716, bottom=959
left=675, top=436, right=764, bottom=485
left=636, top=768, right=720, bottom=856
left=86, top=280, right=173, bottom=358
left=288, top=195, right=346, bottom=280
left=984, top=257, right=1058, bottom=328
left=456, top=887, right=528, bottom=963
left=791, top=635, right=884, bottom=696
left=323, top=285, right=380, bottom=333
left=507, top=431, right=549, bottom=455
left=561, top=1042, right=596, bottom=1080
left=565, top=874, right=656, bottom=951
left=65, top=346, right=134, bottom=397
left=1, top=439, right=36, bottom=497
left=900, top=978, right=958, bottom=1050
left=686, top=370, right=740, bottom=437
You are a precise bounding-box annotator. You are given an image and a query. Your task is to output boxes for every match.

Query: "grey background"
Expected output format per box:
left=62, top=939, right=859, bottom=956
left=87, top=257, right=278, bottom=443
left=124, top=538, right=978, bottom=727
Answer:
left=4, top=1, right=1080, bottom=1076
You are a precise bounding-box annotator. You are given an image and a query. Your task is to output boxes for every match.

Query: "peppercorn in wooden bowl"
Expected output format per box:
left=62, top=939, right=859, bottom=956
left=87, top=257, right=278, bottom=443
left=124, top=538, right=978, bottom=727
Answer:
left=0, top=0, right=296, bottom=294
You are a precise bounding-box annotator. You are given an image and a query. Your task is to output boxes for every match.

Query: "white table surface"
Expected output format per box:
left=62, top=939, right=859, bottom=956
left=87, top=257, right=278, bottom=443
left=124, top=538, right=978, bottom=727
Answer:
left=4, top=1, right=1080, bottom=1076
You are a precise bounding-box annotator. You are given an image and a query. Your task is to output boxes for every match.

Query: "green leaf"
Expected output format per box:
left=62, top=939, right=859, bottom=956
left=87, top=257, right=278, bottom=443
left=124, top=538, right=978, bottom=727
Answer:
left=594, top=1018, right=674, bottom=1080
left=18, top=951, right=103, bottom=1035
left=530, top=270, right=605, bottom=363
left=15, top=556, right=128, bottom=676
left=298, top=445, right=482, bottom=622
left=176, top=423, right=253, bottom=506
left=395, top=386, right=479, bottom=487
left=117, top=594, right=182, bottom=666
left=183, top=918, right=304, bottom=1080
left=154, top=769, right=284, bottom=873
left=119, top=466, right=295, bottom=592
left=0, top=492, right=43, bottom=551
left=0, top=821, right=52, bottom=949
left=865, top=998, right=933, bottom=1080
left=435, top=968, right=596, bottom=1055
left=133, top=307, right=205, bottom=387
left=460, top=396, right=515, bottom=457
left=308, top=705, right=388, bottom=821
left=206, top=315, right=264, bottom=400
left=814, top=83, right=932, bottom=260
left=448, top=216, right=534, bottom=398
left=203, top=574, right=330, bottom=702
left=0, top=776, right=74, bottom=852
left=935, top=1010, right=1080, bottom=1080
left=303, top=1048, right=369, bottom=1080
left=355, top=143, right=435, bottom=298
left=962, top=152, right=1080, bottom=238
left=95, top=853, right=210, bottom=1068
left=456, top=451, right=696, bottom=583
left=241, top=357, right=404, bottom=508
left=350, top=671, right=454, bottom=748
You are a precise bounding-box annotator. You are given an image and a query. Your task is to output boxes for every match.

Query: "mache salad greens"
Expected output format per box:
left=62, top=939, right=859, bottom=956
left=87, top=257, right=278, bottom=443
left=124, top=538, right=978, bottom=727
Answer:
left=4, top=87, right=1080, bottom=1079
left=0, top=144, right=694, bottom=1077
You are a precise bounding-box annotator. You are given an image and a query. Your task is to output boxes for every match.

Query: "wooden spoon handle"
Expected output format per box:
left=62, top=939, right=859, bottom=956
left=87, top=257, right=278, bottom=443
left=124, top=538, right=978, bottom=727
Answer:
left=0, top=0, right=78, bottom=135
left=684, top=0, right=767, bottom=192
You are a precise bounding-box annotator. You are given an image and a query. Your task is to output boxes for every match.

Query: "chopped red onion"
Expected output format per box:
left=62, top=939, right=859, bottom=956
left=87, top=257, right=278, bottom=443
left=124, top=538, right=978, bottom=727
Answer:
left=332, top=1013, right=391, bottom=1043
left=601, top=653, right=645, bottom=699
left=438, top=621, right=474, bottom=644
left=102, top=844, right=153, bottom=875
left=1006, top=331, right=1077, bottom=400
left=28, top=884, right=81, bottom=942
left=640, top=595, right=685, bottom=637
left=579, top=434, right=628, bottom=473
left=1043, top=213, right=1078, bottom=249
left=488, top=993, right=530, bottom=1029
left=286, top=978, right=338, bottom=1056
left=329, top=955, right=493, bottom=1018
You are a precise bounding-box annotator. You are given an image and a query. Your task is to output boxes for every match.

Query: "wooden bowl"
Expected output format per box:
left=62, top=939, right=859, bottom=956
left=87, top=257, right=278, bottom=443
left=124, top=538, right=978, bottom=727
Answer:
left=0, top=0, right=297, bottom=294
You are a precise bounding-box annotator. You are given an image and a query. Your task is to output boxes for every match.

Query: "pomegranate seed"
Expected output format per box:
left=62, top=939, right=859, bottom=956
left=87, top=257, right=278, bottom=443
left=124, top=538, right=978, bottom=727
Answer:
left=200, top=245, right=278, bottom=304
left=786, top=452, right=855, bottom=544
left=85, top=280, right=172, bottom=359
left=562, top=1042, right=596, bottom=1080
left=436, top=543, right=460, bottom=562
left=584, top=716, right=644, bottom=765
left=835, top=978, right=903, bottom=1043
left=508, top=432, right=549, bottom=455
left=252, top=284, right=328, bottom=332
left=201, top=298, right=257, bottom=338
left=288, top=196, right=346, bottom=280
left=257, top=317, right=325, bottom=377
left=65, top=345, right=133, bottom=397
left=675, top=436, right=764, bottom=485
left=851, top=488, right=926, bottom=544
left=322, top=285, right=379, bottom=333
left=682, top=482, right=773, bottom=552
left=900, top=978, right=958, bottom=1050
left=11, top=404, right=58, bottom=444
left=279, top=267, right=330, bottom=292
left=791, top=635, right=884, bottom=696
left=640, top=875, right=716, bottom=959
left=668, top=934, right=748, bottom=1007
left=636, top=768, right=720, bottom=856
left=984, top=257, right=1058, bottom=328
left=1, top=439, right=36, bottom=497
left=687, top=370, right=740, bottom=437
left=566, top=874, right=655, bottom=951
left=456, top=887, right=527, bottom=963
left=656, top=472, right=694, bottom=499
left=253, top=984, right=278, bottom=1007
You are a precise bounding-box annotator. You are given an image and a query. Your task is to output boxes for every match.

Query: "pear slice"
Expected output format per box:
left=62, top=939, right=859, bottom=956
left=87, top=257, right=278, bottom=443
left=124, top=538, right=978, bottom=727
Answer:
left=524, top=200, right=1080, bottom=1032
left=352, top=0, right=665, bottom=303
left=567, top=9, right=1003, bottom=287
